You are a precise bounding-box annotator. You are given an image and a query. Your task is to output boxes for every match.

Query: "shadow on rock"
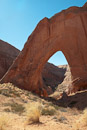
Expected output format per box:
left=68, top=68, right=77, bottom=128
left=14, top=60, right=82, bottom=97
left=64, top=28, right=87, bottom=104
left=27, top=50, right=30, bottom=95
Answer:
left=43, top=90, right=87, bottom=110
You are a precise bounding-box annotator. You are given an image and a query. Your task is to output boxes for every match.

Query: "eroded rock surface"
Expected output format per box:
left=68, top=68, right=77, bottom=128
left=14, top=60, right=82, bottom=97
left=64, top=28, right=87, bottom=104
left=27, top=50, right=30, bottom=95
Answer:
left=1, top=3, right=87, bottom=96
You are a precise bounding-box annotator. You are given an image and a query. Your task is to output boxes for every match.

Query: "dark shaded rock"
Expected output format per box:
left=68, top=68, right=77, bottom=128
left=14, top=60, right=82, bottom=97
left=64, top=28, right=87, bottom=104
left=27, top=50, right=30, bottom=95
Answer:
left=0, top=40, right=20, bottom=79
left=42, top=63, right=66, bottom=92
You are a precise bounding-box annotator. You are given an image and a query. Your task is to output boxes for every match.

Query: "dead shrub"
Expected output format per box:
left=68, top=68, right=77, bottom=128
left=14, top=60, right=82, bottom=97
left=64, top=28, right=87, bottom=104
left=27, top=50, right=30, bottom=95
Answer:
left=25, top=102, right=42, bottom=125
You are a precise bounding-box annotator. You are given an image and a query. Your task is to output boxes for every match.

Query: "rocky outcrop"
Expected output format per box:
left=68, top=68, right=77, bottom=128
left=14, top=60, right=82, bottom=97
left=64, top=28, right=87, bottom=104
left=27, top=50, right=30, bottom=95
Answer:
left=0, top=40, right=20, bottom=79
left=1, top=3, right=87, bottom=96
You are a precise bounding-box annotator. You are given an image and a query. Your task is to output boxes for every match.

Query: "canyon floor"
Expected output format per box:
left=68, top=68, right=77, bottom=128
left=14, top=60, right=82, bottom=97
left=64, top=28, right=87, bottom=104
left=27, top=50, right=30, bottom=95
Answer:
left=0, top=83, right=87, bottom=130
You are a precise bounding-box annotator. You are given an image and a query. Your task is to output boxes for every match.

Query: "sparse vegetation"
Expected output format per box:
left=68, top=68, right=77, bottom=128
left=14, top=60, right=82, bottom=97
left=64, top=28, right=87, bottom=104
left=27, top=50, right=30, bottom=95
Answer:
left=25, top=102, right=42, bottom=124
left=4, top=108, right=10, bottom=113
left=0, top=83, right=87, bottom=130
left=0, top=83, right=20, bottom=97
left=42, top=106, right=57, bottom=116
left=45, top=102, right=67, bottom=112
left=48, top=102, right=59, bottom=110
left=0, top=89, right=12, bottom=97
left=58, top=116, right=67, bottom=123
left=3, top=102, right=25, bottom=115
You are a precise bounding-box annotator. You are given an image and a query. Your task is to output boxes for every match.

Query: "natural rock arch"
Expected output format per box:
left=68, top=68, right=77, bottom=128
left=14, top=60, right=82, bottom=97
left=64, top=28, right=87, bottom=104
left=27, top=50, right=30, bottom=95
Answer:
left=48, top=51, right=68, bottom=65
left=43, top=51, right=68, bottom=92
left=1, top=3, right=87, bottom=96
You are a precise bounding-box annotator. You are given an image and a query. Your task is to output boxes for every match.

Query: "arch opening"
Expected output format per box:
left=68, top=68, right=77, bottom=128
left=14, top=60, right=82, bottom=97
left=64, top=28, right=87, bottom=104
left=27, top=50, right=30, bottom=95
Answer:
left=42, top=51, right=71, bottom=94
left=48, top=51, right=68, bottom=66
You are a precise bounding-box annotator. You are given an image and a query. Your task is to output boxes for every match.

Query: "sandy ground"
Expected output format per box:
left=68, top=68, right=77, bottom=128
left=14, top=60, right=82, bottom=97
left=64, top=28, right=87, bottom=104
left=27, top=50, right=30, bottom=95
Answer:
left=0, top=83, right=87, bottom=130
left=0, top=111, right=86, bottom=130
left=0, top=112, right=78, bottom=130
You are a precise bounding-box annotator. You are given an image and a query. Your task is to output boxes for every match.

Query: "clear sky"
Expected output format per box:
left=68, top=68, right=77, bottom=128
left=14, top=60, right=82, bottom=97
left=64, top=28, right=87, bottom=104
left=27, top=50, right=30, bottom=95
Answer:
left=0, top=0, right=87, bottom=65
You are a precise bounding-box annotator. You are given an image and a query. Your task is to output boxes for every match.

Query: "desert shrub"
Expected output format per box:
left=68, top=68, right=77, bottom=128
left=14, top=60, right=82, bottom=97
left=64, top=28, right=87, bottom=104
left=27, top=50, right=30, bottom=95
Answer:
left=10, top=103, right=25, bottom=114
left=25, top=102, right=42, bottom=125
left=41, top=106, right=56, bottom=116
left=0, top=114, right=9, bottom=130
left=0, top=89, right=11, bottom=97
left=4, top=108, right=10, bottom=113
left=58, top=116, right=67, bottom=123
left=74, top=108, right=87, bottom=129
left=9, top=90, right=20, bottom=97
left=3, top=102, right=25, bottom=115
left=0, top=89, right=20, bottom=97
left=48, top=102, right=59, bottom=109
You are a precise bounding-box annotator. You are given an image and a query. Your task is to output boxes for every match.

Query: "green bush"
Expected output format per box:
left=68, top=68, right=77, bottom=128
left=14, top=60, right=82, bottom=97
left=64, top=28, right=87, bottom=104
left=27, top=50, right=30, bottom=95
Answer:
left=3, top=102, right=25, bottom=115
left=42, top=106, right=56, bottom=116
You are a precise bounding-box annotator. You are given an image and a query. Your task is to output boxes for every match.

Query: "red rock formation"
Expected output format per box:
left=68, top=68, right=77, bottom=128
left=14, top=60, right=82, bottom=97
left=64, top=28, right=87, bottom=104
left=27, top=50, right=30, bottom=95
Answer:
left=0, top=40, right=66, bottom=94
left=0, top=40, right=20, bottom=79
left=1, top=3, right=87, bottom=96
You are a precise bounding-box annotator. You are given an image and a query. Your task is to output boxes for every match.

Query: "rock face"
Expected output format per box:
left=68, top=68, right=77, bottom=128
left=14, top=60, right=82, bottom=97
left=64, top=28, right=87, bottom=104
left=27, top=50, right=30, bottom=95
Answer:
left=1, top=3, right=87, bottom=96
left=56, top=65, right=72, bottom=93
left=42, top=63, right=66, bottom=93
left=0, top=40, right=20, bottom=79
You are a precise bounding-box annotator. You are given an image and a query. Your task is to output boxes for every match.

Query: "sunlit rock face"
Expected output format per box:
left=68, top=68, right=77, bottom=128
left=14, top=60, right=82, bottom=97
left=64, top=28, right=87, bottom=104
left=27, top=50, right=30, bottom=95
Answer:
left=1, top=3, right=87, bottom=96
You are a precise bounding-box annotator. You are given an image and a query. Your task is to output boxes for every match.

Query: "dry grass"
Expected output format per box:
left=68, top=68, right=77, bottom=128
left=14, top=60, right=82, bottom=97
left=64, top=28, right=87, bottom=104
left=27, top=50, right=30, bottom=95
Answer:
left=74, top=108, right=87, bottom=129
left=0, top=113, right=9, bottom=130
left=25, top=102, right=42, bottom=125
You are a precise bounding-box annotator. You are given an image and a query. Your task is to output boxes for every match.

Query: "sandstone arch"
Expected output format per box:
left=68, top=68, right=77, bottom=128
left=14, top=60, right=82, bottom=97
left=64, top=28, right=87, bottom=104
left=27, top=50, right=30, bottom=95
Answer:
left=1, top=3, right=87, bottom=96
left=43, top=51, right=68, bottom=92
left=48, top=51, right=68, bottom=65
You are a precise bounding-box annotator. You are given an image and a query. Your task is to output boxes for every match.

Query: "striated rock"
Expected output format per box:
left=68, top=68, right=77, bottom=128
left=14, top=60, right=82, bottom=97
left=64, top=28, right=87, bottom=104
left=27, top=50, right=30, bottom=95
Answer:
left=1, top=3, right=87, bottom=96
left=0, top=40, right=20, bottom=79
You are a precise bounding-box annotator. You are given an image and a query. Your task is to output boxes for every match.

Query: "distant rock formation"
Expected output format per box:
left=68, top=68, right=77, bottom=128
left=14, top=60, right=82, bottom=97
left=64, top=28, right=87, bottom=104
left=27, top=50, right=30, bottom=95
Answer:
left=0, top=40, right=20, bottom=79
left=56, top=65, right=71, bottom=93
left=1, top=3, right=87, bottom=96
left=42, top=63, right=66, bottom=93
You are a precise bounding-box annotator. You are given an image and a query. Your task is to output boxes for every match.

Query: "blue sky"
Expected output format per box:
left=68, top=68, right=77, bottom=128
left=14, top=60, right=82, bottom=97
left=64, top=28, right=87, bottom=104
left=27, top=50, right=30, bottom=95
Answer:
left=0, top=0, right=87, bottom=65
